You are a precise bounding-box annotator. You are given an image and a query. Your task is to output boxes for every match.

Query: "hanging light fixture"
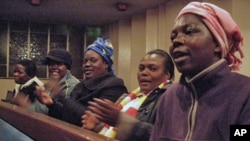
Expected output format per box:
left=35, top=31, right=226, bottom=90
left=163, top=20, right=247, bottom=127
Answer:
left=116, top=3, right=128, bottom=12
left=30, top=0, right=42, bottom=6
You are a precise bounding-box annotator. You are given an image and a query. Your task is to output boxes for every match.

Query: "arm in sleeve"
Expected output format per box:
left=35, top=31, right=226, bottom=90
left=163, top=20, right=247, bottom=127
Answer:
left=149, top=94, right=166, bottom=141
left=59, top=85, right=127, bottom=126
left=116, top=112, right=154, bottom=141
left=97, top=85, right=127, bottom=102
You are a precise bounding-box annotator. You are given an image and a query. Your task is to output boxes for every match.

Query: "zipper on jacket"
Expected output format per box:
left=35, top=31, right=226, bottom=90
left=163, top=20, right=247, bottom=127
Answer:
left=185, top=83, right=198, bottom=141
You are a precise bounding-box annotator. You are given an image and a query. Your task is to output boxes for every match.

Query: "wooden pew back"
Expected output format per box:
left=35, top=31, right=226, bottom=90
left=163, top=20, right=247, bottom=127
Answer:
left=0, top=101, right=117, bottom=141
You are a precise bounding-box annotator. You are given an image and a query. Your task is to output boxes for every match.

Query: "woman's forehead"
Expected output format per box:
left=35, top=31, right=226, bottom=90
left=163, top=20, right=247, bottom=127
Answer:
left=16, top=64, right=26, bottom=69
left=84, top=50, right=101, bottom=58
left=175, top=14, right=201, bottom=26
left=141, top=54, right=164, bottom=64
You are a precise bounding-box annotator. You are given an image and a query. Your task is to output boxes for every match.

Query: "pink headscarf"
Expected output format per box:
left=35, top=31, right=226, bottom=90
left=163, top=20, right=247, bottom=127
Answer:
left=175, top=2, right=244, bottom=71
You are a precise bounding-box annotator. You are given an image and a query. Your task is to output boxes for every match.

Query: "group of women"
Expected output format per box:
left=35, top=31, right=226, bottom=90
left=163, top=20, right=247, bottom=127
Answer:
left=9, top=2, right=250, bottom=141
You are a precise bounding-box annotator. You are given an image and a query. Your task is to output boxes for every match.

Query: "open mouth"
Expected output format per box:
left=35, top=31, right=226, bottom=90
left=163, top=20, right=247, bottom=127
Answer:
left=173, top=51, right=188, bottom=59
left=172, top=51, right=189, bottom=63
left=139, top=80, right=151, bottom=85
left=84, top=70, right=93, bottom=75
left=50, top=71, right=59, bottom=75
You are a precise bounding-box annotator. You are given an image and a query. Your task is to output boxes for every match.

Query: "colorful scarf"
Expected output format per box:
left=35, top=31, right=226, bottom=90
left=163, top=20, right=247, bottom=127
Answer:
left=98, top=80, right=170, bottom=138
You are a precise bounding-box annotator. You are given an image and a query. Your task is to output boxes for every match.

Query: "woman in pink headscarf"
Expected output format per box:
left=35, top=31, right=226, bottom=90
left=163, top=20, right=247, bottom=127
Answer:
left=150, top=2, right=250, bottom=141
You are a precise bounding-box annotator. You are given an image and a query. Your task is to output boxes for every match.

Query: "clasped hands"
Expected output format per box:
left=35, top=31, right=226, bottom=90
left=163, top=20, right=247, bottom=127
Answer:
left=82, top=98, right=120, bottom=130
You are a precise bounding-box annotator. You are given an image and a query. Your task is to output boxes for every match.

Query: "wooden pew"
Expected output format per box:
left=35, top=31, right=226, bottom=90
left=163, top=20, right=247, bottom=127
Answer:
left=0, top=101, right=117, bottom=141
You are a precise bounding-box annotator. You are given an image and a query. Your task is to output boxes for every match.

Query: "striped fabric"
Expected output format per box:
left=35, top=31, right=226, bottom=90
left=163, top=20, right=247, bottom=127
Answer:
left=99, top=80, right=170, bottom=138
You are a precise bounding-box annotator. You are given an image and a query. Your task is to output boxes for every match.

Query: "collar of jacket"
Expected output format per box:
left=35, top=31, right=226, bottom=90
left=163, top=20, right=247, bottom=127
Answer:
left=84, top=72, right=115, bottom=89
left=179, top=59, right=231, bottom=95
left=181, top=59, right=226, bottom=83
left=15, top=76, right=44, bottom=94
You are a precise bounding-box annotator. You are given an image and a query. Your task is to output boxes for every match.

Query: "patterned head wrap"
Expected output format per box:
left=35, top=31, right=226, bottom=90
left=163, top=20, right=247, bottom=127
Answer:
left=175, top=2, right=244, bottom=71
left=86, top=37, right=115, bottom=74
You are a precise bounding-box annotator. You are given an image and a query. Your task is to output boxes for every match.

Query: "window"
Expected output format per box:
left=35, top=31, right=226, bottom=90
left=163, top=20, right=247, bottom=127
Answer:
left=0, top=21, right=86, bottom=79
left=0, top=21, right=8, bottom=77
left=8, top=22, right=67, bottom=78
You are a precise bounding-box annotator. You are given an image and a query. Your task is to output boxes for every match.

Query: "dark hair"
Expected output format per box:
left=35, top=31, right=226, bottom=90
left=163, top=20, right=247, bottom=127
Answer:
left=146, top=49, right=175, bottom=80
left=16, top=59, right=37, bottom=77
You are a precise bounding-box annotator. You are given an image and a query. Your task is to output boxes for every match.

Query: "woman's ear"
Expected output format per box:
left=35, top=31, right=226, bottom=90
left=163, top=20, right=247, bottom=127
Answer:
left=164, top=72, right=171, bottom=80
left=103, top=61, right=109, bottom=70
left=214, top=44, right=221, bottom=53
left=214, top=44, right=222, bottom=59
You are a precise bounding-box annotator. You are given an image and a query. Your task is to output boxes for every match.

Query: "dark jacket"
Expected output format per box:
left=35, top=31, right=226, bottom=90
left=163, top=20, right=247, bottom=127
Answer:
left=48, top=72, right=128, bottom=126
left=150, top=59, right=250, bottom=141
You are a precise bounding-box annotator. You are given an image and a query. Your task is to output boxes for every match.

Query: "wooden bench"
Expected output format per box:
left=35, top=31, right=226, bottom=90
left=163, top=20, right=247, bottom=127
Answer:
left=0, top=101, right=117, bottom=141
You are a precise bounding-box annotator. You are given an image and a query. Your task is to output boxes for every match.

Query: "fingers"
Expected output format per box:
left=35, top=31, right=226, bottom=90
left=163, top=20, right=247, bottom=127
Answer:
left=92, top=98, right=116, bottom=110
left=82, top=111, right=100, bottom=129
left=103, top=99, right=117, bottom=106
left=35, top=86, right=41, bottom=95
left=83, top=110, right=101, bottom=121
left=87, top=98, right=120, bottom=126
left=88, top=100, right=113, bottom=118
left=81, top=112, right=89, bottom=127
left=87, top=102, right=103, bottom=118
left=35, top=86, right=54, bottom=105
left=35, top=86, right=46, bottom=96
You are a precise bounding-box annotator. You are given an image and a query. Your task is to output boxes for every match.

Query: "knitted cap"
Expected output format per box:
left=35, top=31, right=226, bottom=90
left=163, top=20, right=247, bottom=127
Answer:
left=42, top=48, right=72, bottom=70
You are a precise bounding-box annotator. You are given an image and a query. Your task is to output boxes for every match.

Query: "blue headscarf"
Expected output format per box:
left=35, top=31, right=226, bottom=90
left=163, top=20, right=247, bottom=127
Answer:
left=86, top=37, right=115, bottom=74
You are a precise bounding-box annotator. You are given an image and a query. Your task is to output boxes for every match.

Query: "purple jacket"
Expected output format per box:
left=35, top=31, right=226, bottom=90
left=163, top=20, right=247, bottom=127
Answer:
left=150, top=60, right=250, bottom=141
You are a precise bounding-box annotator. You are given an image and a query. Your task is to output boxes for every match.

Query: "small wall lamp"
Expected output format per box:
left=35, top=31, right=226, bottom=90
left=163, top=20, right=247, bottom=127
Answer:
left=116, top=3, right=128, bottom=12
left=30, top=0, right=42, bottom=6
